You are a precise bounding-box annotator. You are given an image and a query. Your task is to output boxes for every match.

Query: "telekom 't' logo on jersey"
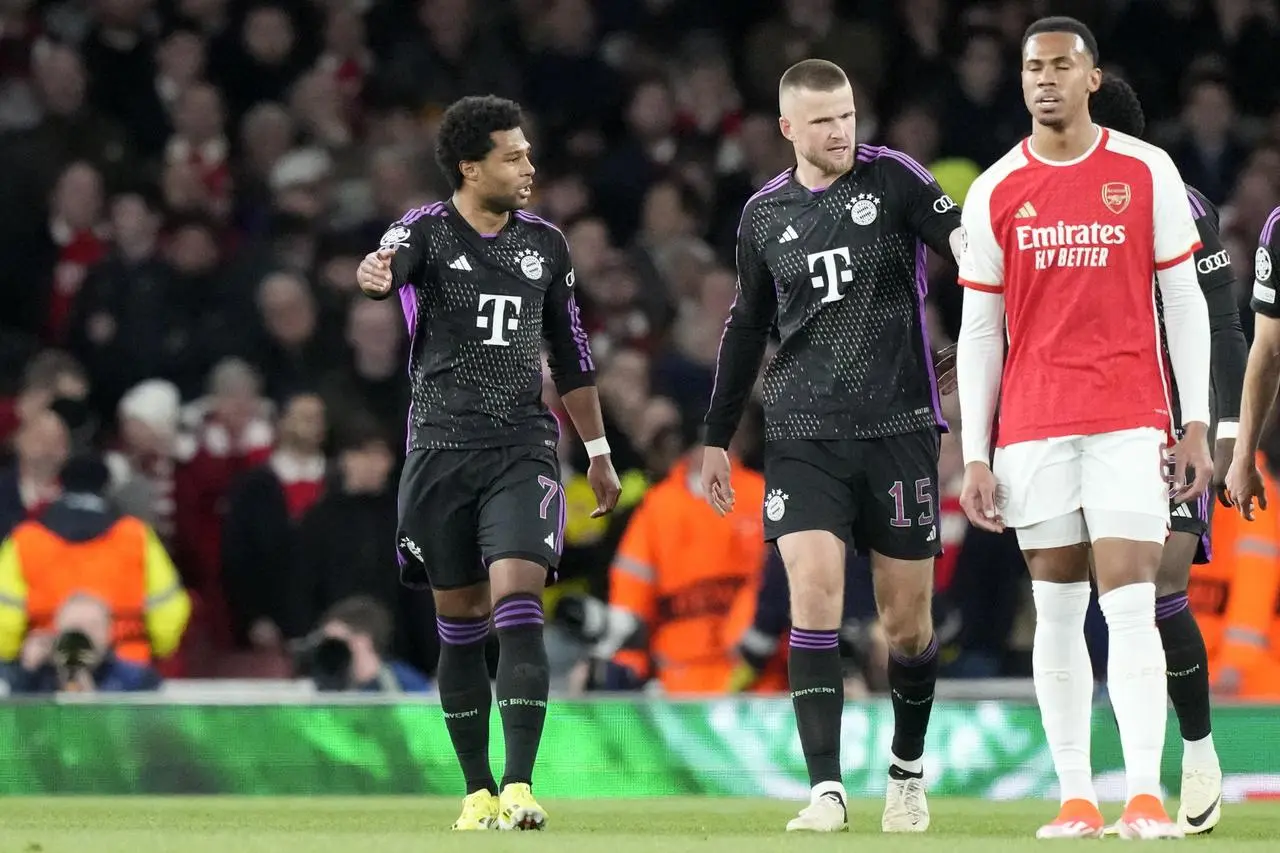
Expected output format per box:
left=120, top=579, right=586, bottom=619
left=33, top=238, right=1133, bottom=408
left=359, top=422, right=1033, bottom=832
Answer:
left=477, top=293, right=522, bottom=346
left=1015, top=221, right=1128, bottom=271
left=807, top=247, right=854, bottom=303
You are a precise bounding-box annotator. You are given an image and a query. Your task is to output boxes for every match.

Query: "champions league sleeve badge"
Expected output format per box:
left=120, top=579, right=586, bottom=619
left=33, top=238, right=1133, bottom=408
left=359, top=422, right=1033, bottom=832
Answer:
left=380, top=225, right=411, bottom=250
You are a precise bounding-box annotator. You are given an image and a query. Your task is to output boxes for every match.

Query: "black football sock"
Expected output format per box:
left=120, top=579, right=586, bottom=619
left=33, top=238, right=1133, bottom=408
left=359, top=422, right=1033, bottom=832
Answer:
left=789, top=627, right=845, bottom=787
left=1156, top=593, right=1213, bottom=742
left=436, top=615, right=497, bottom=795
left=494, top=593, right=550, bottom=789
left=888, top=634, right=939, bottom=769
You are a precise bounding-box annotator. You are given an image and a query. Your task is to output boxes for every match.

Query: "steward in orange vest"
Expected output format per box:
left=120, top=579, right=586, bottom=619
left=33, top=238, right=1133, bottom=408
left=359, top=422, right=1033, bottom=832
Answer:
left=0, top=455, right=190, bottom=665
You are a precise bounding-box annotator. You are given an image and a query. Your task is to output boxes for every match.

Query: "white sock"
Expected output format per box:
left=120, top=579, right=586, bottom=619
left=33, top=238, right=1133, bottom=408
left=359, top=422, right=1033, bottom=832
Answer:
left=812, top=780, right=846, bottom=804
left=1183, top=734, right=1219, bottom=772
left=1100, top=582, right=1167, bottom=801
left=891, top=753, right=923, bottom=775
left=1031, top=581, right=1097, bottom=806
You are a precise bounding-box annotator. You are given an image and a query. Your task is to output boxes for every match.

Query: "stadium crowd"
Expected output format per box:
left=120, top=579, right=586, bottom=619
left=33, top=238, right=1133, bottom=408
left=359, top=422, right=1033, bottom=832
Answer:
left=2, top=0, right=1280, bottom=694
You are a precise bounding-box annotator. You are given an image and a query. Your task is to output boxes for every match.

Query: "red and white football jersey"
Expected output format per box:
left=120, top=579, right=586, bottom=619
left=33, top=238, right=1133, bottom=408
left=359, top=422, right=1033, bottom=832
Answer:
left=958, top=128, right=1201, bottom=447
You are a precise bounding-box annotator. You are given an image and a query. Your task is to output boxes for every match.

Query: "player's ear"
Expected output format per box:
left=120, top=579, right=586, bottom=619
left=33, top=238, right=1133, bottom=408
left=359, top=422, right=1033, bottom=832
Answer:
left=1086, top=67, right=1102, bottom=94
left=459, top=159, right=481, bottom=184
left=778, top=115, right=793, bottom=143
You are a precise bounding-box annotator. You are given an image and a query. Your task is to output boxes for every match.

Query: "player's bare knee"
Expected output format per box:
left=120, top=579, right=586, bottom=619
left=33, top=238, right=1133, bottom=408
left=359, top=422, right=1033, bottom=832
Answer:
left=777, top=531, right=845, bottom=629
left=1092, top=537, right=1162, bottom=594
left=434, top=584, right=491, bottom=620
left=1024, top=544, right=1091, bottom=584
left=1155, top=532, right=1197, bottom=598
left=871, top=554, right=933, bottom=655
left=489, top=557, right=548, bottom=603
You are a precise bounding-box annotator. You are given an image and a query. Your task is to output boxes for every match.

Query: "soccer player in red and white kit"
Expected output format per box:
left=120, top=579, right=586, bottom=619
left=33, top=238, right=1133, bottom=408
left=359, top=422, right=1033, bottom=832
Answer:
left=955, top=17, right=1213, bottom=840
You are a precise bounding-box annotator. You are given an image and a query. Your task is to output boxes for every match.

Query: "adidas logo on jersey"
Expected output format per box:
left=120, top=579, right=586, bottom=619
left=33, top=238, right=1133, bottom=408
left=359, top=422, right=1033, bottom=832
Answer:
left=1015, top=201, right=1038, bottom=219
left=779, top=225, right=799, bottom=243
left=448, top=255, right=472, bottom=271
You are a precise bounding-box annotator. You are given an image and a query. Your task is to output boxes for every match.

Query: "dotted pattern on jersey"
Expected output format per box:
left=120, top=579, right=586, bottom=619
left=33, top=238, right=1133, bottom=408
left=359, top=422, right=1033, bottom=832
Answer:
left=747, top=172, right=940, bottom=442
left=405, top=217, right=558, bottom=451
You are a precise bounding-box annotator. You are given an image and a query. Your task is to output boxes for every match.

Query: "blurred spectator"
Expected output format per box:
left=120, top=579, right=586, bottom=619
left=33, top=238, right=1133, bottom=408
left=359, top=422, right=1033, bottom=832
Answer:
left=1164, top=72, right=1249, bottom=205
left=252, top=269, right=343, bottom=400
left=0, top=160, right=108, bottom=344
left=173, top=358, right=273, bottom=647
left=743, top=0, right=884, bottom=106
left=0, top=408, right=68, bottom=538
left=290, top=419, right=434, bottom=673
left=936, top=28, right=1024, bottom=168
left=593, top=77, right=681, bottom=243
left=105, top=379, right=181, bottom=546
left=218, top=4, right=307, bottom=122
left=165, top=83, right=232, bottom=220
left=7, top=593, right=163, bottom=693
left=222, top=390, right=326, bottom=651
left=523, top=0, right=621, bottom=150
left=318, top=297, right=408, bottom=451
left=378, top=0, right=520, bottom=116
left=301, top=595, right=430, bottom=693
left=70, top=191, right=230, bottom=413
left=0, top=43, right=130, bottom=243
left=0, top=349, right=88, bottom=453
left=0, top=453, right=190, bottom=666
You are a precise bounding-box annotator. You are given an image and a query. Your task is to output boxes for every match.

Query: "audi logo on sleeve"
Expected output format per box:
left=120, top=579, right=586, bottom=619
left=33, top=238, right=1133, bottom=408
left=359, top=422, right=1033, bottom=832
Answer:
left=1196, top=249, right=1230, bottom=274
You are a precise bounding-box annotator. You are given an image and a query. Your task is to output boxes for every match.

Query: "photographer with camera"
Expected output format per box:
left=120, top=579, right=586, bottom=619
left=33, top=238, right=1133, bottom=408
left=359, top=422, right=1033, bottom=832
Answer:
left=8, top=593, right=161, bottom=693
left=299, top=596, right=429, bottom=693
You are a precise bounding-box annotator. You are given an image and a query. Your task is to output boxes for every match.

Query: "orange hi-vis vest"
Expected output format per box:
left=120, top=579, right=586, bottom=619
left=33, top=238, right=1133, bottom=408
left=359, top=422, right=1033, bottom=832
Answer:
left=11, top=516, right=150, bottom=664
left=609, top=457, right=784, bottom=694
left=1192, top=455, right=1280, bottom=698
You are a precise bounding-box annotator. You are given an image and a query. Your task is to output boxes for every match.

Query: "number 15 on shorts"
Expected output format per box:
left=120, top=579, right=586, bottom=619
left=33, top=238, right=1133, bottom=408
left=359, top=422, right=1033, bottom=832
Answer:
left=888, top=478, right=935, bottom=528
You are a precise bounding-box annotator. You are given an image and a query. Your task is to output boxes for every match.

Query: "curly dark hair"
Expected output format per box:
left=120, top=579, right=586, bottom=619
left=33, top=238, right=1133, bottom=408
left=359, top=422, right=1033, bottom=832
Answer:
left=434, top=95, right=525, bottom=191
left=1089, top=76, right=1145, bottom=138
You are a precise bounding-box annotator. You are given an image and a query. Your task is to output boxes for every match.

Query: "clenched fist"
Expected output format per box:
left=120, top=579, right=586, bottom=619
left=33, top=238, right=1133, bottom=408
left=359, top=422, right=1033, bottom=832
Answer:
left=357, top=248, right=396, bottom=297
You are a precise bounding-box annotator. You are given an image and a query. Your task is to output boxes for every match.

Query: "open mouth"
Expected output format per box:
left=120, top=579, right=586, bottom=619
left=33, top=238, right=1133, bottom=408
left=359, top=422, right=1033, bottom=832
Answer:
left=827, top=144, right=850, bottom=156
left=1036, top=94, right=1062, bottom=108
left=517, top=186, right=532, bottom=198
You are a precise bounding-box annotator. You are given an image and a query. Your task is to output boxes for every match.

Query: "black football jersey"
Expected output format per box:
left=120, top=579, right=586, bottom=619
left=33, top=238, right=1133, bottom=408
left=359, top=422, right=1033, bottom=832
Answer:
left=1160, top=185, right=1246, bottom=427
left=378, top=200, right=595, bottom=451
left=705, top=146, right=962, bottom=447
left=1252, top=204, right=1280, bottom=320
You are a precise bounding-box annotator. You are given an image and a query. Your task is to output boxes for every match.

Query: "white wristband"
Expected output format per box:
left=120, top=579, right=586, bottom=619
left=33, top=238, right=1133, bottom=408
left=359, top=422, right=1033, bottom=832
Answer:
left=583, top=436, right=611, bottom=458
left=1216, top=420, right=1239, bottom=440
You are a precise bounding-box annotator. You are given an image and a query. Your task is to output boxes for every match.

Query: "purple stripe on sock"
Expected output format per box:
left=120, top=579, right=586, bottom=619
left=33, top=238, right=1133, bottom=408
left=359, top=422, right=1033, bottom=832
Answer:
left=494, top=597, right=544, bottom=627
left=789, top=628, right=839, bottom=650
left=437, top=617, right=491, bottom=645
left=438, top=625, right=491, bottom=643
left=1156, top=592, right=1190, bottom=621
left=494, top=615, right=545, bottom=631
left=890, top=634, right=939, bottom=666
left=494, top=605, right=543, bottom=622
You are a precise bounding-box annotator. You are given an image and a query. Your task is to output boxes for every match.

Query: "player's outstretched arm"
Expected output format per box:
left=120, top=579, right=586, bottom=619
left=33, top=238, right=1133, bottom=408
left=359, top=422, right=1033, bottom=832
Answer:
left=702, top=221, right=777, bottom=515
left=358, top=218, right=428, bottom=299
left=543, top=249, right=620, bottom=517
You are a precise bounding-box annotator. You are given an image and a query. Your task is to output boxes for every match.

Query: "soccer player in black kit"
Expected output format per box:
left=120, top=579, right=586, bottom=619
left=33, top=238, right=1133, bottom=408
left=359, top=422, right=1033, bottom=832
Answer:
left=701, top=59, right=964, bottom=833
left=1088, top=76, right=1246, bottom=835
left=356, top=95, right=621, bottom=832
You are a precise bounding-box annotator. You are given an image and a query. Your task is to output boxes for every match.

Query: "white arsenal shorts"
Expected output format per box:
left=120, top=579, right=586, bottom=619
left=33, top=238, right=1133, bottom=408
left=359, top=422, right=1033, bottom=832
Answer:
left=993, top=427, right=1170, bottom=549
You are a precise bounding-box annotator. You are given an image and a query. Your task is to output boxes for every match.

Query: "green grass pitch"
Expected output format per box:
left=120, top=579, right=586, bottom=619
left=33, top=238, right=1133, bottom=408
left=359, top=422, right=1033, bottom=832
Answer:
left=0, top=797, right=1275, bottom=852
